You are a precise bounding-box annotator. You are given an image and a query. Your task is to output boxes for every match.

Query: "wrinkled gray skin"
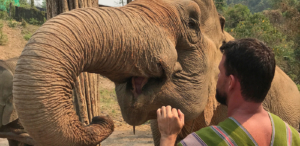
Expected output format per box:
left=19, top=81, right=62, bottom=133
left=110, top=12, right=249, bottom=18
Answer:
left=13, top=0, right=300, bottom=145
left=14, top=0, right=224, bottom=145
left=0, top=58, right=34, bottom=146
left=0, top=58, right=17, bottom=126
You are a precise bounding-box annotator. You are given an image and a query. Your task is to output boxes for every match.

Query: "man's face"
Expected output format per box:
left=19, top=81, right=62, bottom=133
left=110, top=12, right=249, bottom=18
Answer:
left=216, top=55, right=229, bottom=105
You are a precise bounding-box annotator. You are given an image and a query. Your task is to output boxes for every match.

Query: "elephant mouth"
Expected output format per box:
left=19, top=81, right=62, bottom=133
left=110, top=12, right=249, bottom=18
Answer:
left=128, top=63, right=167, bottom=98
left=119, top=63, right=170, bottom=125
left=131, top=77, right=149, bottom=97
left=129, top=76, right=166, bottom=99
left=120, top=76, right=166, bottom=126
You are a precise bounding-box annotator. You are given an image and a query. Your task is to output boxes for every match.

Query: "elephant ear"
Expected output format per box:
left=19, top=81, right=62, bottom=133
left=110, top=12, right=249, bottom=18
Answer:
left=2, top=96, right=18, bottom=125
left=218, top=13, right=225, bottom=33
left=0, top=68, right=18, bottom=126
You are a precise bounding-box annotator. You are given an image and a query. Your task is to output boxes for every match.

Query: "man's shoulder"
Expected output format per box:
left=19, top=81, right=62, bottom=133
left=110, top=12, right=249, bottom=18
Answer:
left=268, top=112, right=300, bottom=145
left=192, top=117, right=261, bottom=146
left=191, top=119, right=239, bottom=146
left=268, top=112, right=299, bottom=132
left=177, top=127, right=222, bottom=146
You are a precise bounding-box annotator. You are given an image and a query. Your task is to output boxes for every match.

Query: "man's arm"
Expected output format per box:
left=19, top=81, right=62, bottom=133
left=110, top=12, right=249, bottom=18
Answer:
left=157, top=105, right=184, bottom=146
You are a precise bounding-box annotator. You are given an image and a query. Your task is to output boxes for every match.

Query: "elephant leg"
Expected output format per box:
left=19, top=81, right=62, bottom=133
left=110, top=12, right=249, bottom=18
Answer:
left=150, top=120, right=160, bottom=146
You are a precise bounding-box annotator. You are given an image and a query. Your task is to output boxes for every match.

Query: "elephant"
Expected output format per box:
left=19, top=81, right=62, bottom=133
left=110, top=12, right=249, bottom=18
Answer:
left=0, top=58, right=104, bottom=146
left=12, top=0, right=300, bottom=146
left=0, top=58, right=34, bottom=146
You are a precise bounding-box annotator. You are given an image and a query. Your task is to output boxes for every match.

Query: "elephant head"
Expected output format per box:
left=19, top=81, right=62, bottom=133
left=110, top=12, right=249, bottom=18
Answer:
left=13, top=0, right=226, bottom=145
left=116, top=0, right=226, bottom=125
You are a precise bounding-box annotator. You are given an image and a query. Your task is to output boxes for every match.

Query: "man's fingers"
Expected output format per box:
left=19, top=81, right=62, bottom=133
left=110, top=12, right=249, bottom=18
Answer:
left=162, top=106, right=166, bottom=118
left=178, top=109, right=185, bottom=124
left=166, top=105, right=172, bottom=117
left=172, top=108, right=178, bottom=117
left=157, top=108, right=161, bottom=119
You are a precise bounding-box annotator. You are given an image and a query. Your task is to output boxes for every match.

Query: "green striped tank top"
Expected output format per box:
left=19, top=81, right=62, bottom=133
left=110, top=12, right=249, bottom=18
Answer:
left=178, top=113, right=300, bottom=146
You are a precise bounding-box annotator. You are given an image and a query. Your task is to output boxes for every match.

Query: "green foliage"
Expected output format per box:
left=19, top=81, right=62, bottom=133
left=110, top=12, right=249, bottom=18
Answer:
left=297, top=84, right=300, bottom=91
left=0, top=22, right=7, bottom=45
left=224, top=4, right=251, bottom=28
left=0, top=31, right=7, bottom=45
left=232, top=13, right=294, bottom=59
left=224, top=4, right=300, bottom=84
left=214, top=0, right=227, bottom=12
left=270, top=0, right=299, bottom=9
left=19, top=2, right=30, bottom=9
left=14, top=7, right=45, bottom=25
left=0, top=10, right=7, bottom=19
left=23, top=32, right=31, bottom=40
left=7, top=19, right=16, bottom=27
left=28, top=17, right=38, bottom=25
left=271, top=1, right=300, bottom=84
left=19, top=0, right=26, bottom=5
left=226, top=0, right=272, bottom=13
left=0, top=0, right=17, bottom=19
left=21, top=18, right=26, bottom=27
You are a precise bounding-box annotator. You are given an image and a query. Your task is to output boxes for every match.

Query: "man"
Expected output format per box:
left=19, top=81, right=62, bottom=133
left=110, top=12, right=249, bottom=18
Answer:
left=157, top=38, right=300, bottom=146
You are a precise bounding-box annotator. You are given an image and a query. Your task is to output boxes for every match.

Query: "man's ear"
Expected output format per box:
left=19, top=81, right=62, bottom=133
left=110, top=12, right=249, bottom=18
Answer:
left=218, top=13, right=225, bottom=33
left=228, top=75, right=235, bottom=90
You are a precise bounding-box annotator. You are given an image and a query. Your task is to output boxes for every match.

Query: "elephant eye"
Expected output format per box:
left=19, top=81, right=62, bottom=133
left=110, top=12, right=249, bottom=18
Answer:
left=188, top=19, right=198, bottom=29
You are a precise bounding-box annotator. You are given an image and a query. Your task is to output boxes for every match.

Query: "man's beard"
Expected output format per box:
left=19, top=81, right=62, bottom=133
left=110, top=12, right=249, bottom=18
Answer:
left=216, top=89, right=227, bottom=106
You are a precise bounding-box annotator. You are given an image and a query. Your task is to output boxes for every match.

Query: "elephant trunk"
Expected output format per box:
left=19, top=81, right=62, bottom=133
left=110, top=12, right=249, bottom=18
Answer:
left=13, top=3, right=179, bottom=146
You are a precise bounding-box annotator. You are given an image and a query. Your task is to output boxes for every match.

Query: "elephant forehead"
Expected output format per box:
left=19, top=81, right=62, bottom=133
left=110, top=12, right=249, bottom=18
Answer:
left=0, top=67, right=13, bottom=104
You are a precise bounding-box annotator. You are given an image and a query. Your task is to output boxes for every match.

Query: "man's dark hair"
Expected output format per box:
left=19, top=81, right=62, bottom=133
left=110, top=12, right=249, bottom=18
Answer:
left=220, top=38, right=276, bottom=103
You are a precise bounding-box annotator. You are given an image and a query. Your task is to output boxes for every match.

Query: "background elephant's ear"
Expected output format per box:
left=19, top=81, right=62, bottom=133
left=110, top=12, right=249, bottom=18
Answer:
left=2, top=97, right=18, bottom=125
left=0, top=68, right=17, bottom=126
left=218, top=13, right=225, bottom=33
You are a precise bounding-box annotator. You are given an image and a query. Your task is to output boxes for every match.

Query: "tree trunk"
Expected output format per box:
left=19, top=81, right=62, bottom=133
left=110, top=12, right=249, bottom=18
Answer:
left=30, top=0, right=34, bottom=8
left=46, top=0, right=102, bottom=145
left=46, top=0, right=98, bottom=19
left=127, top=0, right=133, bottom=4
left=9, top=2, right=12, bottom=17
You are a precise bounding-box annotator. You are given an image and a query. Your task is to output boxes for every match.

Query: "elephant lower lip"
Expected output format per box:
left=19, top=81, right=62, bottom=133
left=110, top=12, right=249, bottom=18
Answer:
left=125, top=109, right=149, bottom=126
left=131, top=77, right=149, bottom=97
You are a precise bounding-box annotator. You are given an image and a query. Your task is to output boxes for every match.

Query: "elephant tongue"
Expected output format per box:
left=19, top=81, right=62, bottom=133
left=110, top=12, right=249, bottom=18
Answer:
left=132, top=77, right=148, bottom=95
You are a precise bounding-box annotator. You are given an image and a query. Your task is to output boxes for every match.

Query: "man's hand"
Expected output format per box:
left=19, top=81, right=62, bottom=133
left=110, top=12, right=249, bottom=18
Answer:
left=157, top=105, right=184, bottom=146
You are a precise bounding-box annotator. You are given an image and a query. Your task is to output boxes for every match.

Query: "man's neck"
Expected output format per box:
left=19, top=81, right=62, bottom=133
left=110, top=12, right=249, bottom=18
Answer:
left=227, top=96, right=265, bottom=118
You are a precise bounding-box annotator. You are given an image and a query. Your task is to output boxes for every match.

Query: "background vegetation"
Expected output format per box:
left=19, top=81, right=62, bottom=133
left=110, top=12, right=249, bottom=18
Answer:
left=0, top=0, right=45, bottom=45
left=0, top=0, right=298, bottom=90
left=215, top=0, right=300, bottom=90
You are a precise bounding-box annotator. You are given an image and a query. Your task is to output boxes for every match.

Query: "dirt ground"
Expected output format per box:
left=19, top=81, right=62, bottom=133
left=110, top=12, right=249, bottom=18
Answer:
left=0, top=20, right=154, bottom=146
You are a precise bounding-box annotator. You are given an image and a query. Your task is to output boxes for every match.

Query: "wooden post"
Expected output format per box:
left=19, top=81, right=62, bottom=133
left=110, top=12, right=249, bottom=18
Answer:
left=9, top=2, right=12, bottom=17
left=127, top=0, right=133, bottom=4
left=30, top=0, right=34, bottom=8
